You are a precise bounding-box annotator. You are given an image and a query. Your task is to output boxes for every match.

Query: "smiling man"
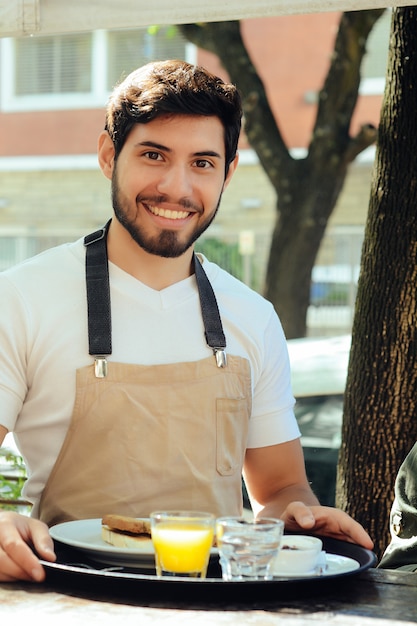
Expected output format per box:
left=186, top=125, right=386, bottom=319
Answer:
left=0, top=60, right=373, bottom=583
left=102, top=113, right=236, bottom=285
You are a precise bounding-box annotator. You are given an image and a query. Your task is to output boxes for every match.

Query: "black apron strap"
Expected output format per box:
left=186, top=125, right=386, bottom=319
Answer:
left=84, top=220, right=112, bottom=377
left=194, top=253, right=227, bottom=367
left=83, top=220, right=227, bottom=376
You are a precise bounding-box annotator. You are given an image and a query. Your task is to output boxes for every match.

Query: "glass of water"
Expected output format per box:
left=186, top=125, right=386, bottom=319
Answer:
left=216, top=517, right=284, bottom=581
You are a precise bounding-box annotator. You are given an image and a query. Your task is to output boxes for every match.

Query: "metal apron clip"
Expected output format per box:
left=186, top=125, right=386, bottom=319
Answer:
left=214, top=348, right=227, bottom=368
left=94, top=357, right=108, bottom=379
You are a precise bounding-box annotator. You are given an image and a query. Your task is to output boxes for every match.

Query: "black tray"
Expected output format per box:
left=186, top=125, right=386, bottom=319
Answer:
left=41, top=536, right=377, bottom=605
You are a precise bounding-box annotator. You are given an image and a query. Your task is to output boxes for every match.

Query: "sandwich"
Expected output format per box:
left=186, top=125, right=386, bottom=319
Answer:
left=101, top=514, right=152, bottom=548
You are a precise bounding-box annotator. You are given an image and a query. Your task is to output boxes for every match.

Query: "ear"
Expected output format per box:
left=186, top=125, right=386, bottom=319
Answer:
left=98, top=131, right=115, bottom=180
left=223, top=153, right=239, bottom=191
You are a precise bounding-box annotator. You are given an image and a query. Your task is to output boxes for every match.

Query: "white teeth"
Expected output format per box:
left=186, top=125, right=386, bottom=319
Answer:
left=149, top=206, right=189, bottom=219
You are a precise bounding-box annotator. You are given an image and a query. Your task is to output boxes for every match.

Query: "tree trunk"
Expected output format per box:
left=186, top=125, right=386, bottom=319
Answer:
left=180, top=13, right=382, bottom=337
left=264, top=159, right=348, bottom=337
left=337, top=6, right=417, bottom=560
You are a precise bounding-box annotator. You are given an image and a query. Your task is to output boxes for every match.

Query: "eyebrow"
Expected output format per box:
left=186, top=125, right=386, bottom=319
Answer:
left=135, top=141, right=222, bottom=159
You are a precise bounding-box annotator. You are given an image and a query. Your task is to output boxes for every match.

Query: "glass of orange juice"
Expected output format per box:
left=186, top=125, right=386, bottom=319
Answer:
left=150, top=510, right=215, bottom=578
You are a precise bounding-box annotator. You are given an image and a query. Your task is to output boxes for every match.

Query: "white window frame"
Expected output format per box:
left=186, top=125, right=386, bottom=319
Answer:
left=359, top=77, right=386, bottom=96
left=0, top=31, right=196, bottom=113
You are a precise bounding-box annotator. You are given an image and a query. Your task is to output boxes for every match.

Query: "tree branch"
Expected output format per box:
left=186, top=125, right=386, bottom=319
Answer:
left=310, top=9, right=386, bottom=162
left=346, top=123, right=378, bottom=161
left=179, top=22, right=293, bottom=187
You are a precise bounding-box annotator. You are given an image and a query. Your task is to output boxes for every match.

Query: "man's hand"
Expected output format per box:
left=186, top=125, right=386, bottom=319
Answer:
left=279, top=501, right=374, bottom=550
left=0, top=511, right=56, bottom=582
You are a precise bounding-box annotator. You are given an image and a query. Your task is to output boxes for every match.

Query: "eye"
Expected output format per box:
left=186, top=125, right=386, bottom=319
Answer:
left=144, top=151, right=162, bottom=161
left=194, top=159, right=213, bottom=169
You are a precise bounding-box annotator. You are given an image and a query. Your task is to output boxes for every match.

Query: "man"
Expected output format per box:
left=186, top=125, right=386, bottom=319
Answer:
left=0, top=60, right=373, bottom=583
left=379, top=442, right=417, bottom=571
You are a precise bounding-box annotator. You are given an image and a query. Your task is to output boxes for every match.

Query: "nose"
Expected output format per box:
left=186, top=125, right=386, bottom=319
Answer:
left=156, top=163, right=193, bottom=199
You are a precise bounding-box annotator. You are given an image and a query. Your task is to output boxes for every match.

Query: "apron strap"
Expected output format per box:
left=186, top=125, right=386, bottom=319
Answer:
left=83, top=221, right=227, bottom=376
left=84, top=220, right=112, bottom=378
left=194, top=253, right=227, bottom=368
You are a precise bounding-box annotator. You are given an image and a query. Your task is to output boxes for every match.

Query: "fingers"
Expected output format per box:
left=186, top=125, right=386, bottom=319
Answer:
left=332, top=513, right=374, bottom=549
left=280, top=503, right=374, bottom=549
left=308, top=506, right=374, bottom=549
left=0, top=512, right=56, bottom=582
left=0, top=535, right=44, bottom=582
left=280, top=500, right=316, bottom=530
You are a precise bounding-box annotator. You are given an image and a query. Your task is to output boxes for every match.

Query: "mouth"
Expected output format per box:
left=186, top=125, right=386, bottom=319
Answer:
left=146, top=204, right=191, bottom=220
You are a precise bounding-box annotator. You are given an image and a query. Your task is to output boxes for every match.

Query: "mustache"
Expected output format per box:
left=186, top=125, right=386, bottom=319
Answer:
left=136, top=195, right=202, bottom=213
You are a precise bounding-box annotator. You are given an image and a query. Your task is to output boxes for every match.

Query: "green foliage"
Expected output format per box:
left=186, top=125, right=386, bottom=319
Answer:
left=147, top=25, right=178, bottom=39
left=326, top=285, right=350, bottom=306
left=196, top=238, right=244, bottom=280
left=0, top=447, right=29, bottom=512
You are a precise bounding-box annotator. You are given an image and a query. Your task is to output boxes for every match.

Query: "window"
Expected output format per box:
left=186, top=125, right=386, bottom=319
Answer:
left=107, top=26, right=190, bottom=89
left=15, top=34, right=92, bottom=96
left=1, top=27, right=195, bottom=112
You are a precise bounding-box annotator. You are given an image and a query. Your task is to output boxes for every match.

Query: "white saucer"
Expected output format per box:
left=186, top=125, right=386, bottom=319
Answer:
left=272, top=552, right=360, bottom=578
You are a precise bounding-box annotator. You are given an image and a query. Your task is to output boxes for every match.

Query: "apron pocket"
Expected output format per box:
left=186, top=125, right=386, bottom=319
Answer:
left=216, top=397, right=249, bottom=476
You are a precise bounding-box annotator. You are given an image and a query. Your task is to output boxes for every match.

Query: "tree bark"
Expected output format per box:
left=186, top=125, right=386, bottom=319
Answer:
left=337, top=7, right=417, bottom=559
left=180, top=13, right=382, bottom=337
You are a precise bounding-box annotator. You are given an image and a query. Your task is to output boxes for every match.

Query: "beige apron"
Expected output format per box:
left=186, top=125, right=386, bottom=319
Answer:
left=38, top=222, right=252, bottom=527
left=39, top=355, right=251, bottom=526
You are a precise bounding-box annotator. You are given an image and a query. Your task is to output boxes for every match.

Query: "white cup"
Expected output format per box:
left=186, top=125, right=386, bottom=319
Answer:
left=271, top=534, right=323, bottom=575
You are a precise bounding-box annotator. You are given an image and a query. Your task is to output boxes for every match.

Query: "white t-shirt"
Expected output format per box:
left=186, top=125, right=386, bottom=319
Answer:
left=0, top=237, right=299, bottom=509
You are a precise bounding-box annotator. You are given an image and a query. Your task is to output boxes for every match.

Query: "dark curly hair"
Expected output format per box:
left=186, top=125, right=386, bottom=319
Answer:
left=105, top=59, right=242, bottom=173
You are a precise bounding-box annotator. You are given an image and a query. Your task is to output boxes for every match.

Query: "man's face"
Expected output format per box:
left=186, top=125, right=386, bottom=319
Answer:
left=109, top=114, right=237, bottom=258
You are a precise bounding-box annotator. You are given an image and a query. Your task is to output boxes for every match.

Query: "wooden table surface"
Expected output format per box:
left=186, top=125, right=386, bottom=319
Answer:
left=1, top=567, right=417, bottom=625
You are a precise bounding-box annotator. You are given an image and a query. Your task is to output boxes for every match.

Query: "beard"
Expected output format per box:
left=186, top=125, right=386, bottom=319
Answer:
left=111, top=170, right=222, bottom=258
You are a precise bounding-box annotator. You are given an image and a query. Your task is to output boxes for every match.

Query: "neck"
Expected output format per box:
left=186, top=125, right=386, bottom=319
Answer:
left=106, top=219, right=194, bottom=290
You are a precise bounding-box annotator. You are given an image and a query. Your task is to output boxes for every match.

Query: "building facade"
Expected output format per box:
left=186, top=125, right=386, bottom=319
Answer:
left=0, top=12, right=390, bottom=284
